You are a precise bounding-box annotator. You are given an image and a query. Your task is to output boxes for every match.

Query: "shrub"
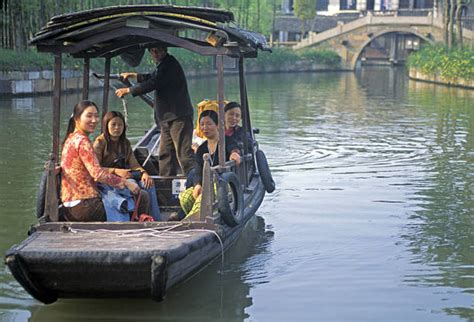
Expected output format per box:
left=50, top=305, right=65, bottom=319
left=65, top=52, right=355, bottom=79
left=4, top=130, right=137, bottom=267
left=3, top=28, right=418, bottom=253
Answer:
left=247, top=47, right=341, bottom=69
left=1, top=46, right=341, bottom=73
left=407, top=45, right=474, bottom=80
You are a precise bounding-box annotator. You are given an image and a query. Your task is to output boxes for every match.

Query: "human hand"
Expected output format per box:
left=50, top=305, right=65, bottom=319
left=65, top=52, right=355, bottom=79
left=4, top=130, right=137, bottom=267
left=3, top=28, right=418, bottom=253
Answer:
left=192, top=184, right=202, bottom=199
left=230, top=151, right=241, bottom=165
left=117, top=181, right=126, bottom=190
left=141, top=172, right=154, bottom=189
left=120, top=72, right=137, bottom=80
left=114, top=168, right=132, bottom=179
left=125, top=180, right=140, bottom=195
left=115, top=87, right=130, bottom=98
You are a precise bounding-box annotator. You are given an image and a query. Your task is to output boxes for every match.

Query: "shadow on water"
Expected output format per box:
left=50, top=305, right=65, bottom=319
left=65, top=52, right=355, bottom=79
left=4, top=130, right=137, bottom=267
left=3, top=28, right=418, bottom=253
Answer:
left=5, top=216, right=274, bottom=322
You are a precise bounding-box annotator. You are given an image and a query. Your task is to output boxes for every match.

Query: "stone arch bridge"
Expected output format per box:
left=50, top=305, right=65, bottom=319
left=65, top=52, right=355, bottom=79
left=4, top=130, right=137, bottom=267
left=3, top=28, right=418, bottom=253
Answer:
left=294, top=13, right=474, bottom=70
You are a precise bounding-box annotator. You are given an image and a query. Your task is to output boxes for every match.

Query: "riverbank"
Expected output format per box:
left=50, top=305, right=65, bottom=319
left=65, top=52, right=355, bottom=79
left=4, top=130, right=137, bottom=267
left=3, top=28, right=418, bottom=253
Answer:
left=0, top=63, right=348, bottom=96
left=407, top=45, right=474, bottom=89
left=408, top=68, right=474, bottom=89
left=0, top=47, right=344, bottom=96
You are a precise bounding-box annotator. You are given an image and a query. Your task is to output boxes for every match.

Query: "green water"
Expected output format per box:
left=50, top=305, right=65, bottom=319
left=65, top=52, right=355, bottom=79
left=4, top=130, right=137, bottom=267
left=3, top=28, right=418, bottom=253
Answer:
left=0, top=67, right=473, bottom=321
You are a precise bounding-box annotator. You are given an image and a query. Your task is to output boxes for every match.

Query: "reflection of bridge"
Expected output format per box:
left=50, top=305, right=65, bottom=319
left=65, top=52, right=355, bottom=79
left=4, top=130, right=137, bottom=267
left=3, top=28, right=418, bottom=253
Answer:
left=293, top=11, right=474, bottom=70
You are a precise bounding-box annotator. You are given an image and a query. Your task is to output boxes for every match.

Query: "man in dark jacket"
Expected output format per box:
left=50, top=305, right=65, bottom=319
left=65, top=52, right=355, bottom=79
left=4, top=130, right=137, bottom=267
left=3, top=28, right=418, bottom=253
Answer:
left=115, top=46, right=195, bottom=176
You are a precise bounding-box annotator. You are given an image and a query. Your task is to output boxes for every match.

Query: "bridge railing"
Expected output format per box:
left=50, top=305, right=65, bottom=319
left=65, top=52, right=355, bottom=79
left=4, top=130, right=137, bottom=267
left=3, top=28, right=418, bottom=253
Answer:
left=361, top=9, right=433, bottom=17
left=396, top=9, right=433, bottom=16
left=461, top=17, right=474, bottom=31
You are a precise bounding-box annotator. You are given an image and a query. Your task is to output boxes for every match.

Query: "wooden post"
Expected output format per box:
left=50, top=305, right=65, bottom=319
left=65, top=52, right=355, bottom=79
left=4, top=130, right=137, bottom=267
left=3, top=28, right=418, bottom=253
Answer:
left=200, top=153, right=213, bottom=221
left=82, top=57, right=90, bottom=99
left=102, top=57, right=111, bottom=126
left=238, top=56, right=249, bottom=186
left=216, top=55, right=225, bottom=167
left=52, top=53, right=61, bottom=160
left=44, top=154, right=59, bottom=222
left=45, top=52, right=62, bottom=222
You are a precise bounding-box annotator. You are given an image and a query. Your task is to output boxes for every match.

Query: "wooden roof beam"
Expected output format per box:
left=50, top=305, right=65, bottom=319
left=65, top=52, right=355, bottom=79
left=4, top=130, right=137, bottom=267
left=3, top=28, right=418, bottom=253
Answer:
left=65, top=27, right=233, bottom=56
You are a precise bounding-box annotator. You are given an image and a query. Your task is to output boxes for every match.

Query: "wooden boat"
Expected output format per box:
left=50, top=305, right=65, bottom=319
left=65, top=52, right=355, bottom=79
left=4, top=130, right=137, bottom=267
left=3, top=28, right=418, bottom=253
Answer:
left=4, top=5, right=275, bottom=304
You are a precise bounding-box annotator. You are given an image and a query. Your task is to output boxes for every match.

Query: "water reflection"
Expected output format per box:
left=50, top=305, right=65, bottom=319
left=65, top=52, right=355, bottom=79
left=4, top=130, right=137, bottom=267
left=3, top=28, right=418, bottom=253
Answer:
left=1, top=68, right=473, bottom=321
left=26, top=216, right=273, bottom=322
left=400, top=79, right=474, bottom=307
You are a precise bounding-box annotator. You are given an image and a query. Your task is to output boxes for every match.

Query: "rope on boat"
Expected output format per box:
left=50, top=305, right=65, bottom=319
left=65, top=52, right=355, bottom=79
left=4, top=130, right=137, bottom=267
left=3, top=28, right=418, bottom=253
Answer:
left=67, top=224, right=225, bottom=271
left=120, top=97, right=129, bottom=127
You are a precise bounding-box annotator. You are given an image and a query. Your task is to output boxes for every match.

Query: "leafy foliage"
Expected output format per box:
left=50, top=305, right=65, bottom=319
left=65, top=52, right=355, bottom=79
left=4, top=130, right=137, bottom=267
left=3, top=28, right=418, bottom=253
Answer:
left=248, top=47, right=340, bottom=68
left=407, top=44, right=474, bottom=80
left=0, top=47, right=341, bottom=72
left=1, top=0, right=279, bottom=51
left=294, top=0, right=316, bottom=23
left=294, top=0, right=316, bottom=35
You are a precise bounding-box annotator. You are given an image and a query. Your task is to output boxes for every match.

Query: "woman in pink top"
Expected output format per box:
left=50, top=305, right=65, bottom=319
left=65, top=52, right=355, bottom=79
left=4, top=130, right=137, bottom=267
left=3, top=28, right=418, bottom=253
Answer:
left=60, top=100, right=144, bottom=221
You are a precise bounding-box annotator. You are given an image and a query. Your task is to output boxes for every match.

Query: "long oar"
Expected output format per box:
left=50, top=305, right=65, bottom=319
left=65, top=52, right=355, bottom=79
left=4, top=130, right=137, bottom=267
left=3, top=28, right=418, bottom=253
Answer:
left=92, top=73, right=154, bottom=108
left=142, top=135, right=160, bottom=167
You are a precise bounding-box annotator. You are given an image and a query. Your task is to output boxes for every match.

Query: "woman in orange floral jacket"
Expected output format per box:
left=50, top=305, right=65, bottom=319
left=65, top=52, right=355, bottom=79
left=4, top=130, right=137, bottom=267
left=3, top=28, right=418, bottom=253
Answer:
left=60, top=100, right=147, bottom=221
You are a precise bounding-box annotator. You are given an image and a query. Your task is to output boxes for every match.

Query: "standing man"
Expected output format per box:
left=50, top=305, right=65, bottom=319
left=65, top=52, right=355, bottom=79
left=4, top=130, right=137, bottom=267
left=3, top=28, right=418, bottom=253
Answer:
left=115, top=46, right=195, bottom=176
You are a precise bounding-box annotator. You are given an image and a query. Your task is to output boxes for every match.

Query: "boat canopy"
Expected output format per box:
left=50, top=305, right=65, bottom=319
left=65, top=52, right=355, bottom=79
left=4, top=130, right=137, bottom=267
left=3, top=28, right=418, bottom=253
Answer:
left=29, top=5, right=270, bottom=63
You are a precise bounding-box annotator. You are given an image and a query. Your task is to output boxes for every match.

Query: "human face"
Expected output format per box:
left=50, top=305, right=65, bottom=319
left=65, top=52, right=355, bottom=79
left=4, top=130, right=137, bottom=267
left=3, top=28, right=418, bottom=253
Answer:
left=108, top=116, right=125, bottom=141
left=149, top=48, right=166, bottom=63
left=225, top=107, right=241, bottom=129
left=199, top=116, right=218, bottom=139
left=75, top=105, right=99, bottom=135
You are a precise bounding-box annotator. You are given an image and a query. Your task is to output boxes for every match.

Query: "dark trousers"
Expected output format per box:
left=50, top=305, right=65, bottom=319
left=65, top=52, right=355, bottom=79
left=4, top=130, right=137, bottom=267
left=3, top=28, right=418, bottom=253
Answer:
left=135, top=189, right=151, bottom=216
left=63, top=197, right=106, bottom=222
left=158, top=116, right=195, bottom=176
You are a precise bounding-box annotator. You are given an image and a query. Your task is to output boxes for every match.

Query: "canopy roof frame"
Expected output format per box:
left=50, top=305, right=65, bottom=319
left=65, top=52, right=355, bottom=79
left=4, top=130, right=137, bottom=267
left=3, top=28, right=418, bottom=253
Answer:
left=34, top=5, right=269, bottom=223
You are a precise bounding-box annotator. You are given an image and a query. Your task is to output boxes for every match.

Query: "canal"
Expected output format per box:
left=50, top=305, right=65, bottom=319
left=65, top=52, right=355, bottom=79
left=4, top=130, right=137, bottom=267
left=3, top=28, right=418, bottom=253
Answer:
left=0, top=67, right=473, bottom=321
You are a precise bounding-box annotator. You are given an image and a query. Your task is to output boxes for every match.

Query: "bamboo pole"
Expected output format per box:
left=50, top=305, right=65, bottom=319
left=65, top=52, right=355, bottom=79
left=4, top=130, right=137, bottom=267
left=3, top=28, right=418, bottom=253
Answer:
left=216, top=55, right=225, bottom=167
left=102, top=57, right=111, bottom=128
left=238, top=56, right=249, bottom=186
left=82, top=58, right=90, bottom=99
left=45, top=52, right=62, bottom=222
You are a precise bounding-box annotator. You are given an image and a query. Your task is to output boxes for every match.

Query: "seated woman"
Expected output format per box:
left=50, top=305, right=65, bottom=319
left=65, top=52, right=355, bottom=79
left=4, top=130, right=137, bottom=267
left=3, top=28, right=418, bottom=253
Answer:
left=61, top=100, right=149, bottom=222
left=93, top=111, right=161, bottom=221
left=224, top=101, right=253, bottom=149
left=177, top=110, right=241, bottom=220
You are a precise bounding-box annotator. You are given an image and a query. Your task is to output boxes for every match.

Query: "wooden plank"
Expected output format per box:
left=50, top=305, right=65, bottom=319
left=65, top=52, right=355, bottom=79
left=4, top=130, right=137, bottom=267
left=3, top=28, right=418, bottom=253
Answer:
left=21, top=229, right=215, bottom=253
left=33, top=221, right=219, bottom=232
left=65, top=27, right=230, bottom=57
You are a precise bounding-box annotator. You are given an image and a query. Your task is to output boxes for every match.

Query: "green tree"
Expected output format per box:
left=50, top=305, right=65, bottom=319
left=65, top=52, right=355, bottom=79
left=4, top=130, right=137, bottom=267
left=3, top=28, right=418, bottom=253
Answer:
left=0, top=0, right=276, bottom=51
left=294, top=0, right=316, bottom=39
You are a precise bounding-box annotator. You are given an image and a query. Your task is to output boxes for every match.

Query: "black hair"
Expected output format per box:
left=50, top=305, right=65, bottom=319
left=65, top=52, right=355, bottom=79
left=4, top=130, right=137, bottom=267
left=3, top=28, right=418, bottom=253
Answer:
left=199, top=109, right=218, bottom=125
left=62, top=100, right=98, bottom=149
left=148, top=45, right=168, bottom=53
left=224, top=101, right=241, bottom=113
left=102, top=111, right=127, bottom=155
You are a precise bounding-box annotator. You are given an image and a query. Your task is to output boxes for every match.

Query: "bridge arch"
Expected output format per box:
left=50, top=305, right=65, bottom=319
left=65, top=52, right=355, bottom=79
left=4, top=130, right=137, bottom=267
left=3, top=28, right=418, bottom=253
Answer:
left=350, top=29, right=434, bottom=69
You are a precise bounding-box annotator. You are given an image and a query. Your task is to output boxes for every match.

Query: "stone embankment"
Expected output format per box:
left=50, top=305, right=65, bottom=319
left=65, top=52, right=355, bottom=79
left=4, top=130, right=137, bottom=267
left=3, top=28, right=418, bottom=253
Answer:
left=409, top=68, right=474, bottom=89
left=1, top=61, right=343, bottom=96
left=0, top=70, right=102, bottom=96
